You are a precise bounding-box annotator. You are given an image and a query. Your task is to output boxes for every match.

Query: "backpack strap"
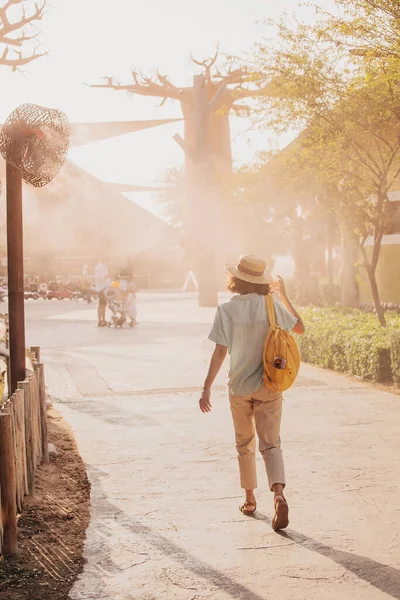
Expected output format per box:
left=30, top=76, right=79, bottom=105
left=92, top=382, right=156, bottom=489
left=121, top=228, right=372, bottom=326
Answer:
left=265, top=295, right=277, bottom=327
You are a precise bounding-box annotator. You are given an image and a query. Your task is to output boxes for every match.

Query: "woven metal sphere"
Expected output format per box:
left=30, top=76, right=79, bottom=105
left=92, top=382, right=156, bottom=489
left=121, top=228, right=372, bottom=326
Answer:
left=0, top=103, right=70, bottom=187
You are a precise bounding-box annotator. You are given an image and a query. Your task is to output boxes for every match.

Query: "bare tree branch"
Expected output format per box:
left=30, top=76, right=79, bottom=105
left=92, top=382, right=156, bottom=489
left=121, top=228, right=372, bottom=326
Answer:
left=90, top=73, right=184, bottom=101
left=191, top=45, right=219, bottom=84
left=191, top=47, right=219, bottom=70
left=0, top=45, right=47, bottom=70
left=1, top=31, right=38, bottom=46
left=0, top=0, right=46, bottom=69
left=92, top=50, right=269, bottom=111
left=233, top=84, right=277, bottom=100
left=214, top=66, right=254, bottom=85
left=156, top=70, right=179, bottom=91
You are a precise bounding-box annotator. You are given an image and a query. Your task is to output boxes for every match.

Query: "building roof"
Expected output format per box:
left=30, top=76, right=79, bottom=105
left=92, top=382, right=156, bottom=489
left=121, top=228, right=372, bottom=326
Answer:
left=0, top=157, right=180, bottom=259
left=0, top=117, right=183, bottom=260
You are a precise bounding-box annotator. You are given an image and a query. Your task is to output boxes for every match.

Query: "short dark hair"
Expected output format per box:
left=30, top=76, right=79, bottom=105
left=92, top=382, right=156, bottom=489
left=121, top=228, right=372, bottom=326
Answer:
left=227, top=274, right=270, bottom=296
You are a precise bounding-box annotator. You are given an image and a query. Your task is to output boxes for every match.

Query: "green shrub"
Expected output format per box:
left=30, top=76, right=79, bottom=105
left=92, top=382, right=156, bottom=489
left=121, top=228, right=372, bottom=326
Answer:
left=298, top=307, right=399, bottom=383
left=390, top=332, right=400, bottom=388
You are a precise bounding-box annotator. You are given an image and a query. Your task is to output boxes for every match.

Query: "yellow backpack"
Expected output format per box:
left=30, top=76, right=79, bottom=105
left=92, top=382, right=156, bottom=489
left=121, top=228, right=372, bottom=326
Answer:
left=263, top=295, right=300, bottom=393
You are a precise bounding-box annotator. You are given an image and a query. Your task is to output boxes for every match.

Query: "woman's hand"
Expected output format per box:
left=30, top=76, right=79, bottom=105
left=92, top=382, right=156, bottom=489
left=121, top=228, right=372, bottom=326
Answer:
left=270, top=275, right=287, bottom=299
left=199, top=388, right=212, bottom=413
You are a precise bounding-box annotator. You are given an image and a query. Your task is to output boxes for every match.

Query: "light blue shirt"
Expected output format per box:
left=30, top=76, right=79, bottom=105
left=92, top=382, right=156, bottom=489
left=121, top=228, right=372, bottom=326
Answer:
left=208, top=293, right=297, bottom=396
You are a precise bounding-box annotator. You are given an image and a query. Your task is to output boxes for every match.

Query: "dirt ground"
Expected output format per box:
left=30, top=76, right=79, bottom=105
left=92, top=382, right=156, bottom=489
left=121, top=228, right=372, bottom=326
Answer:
left=0, top=408, right=91, bottom=600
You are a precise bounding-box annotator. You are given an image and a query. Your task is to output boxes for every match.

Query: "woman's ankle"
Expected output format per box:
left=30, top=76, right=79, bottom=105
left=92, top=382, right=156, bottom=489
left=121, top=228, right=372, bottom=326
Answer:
left=245, top=490, right=256, bottom=503
left=272, top=484, right=285, bottom=499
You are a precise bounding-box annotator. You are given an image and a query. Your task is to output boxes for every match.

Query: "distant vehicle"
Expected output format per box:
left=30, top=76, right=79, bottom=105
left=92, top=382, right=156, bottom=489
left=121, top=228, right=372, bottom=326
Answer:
left=24, top=290, right=39, bottom=300
left=46, top=288, right=74, bottom=301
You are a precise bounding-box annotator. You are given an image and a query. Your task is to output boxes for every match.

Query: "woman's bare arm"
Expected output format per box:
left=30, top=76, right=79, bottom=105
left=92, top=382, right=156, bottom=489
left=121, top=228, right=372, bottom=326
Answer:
left=270, top=276, right=305, bottom=335
left=199, top=344, right=228, bottom=413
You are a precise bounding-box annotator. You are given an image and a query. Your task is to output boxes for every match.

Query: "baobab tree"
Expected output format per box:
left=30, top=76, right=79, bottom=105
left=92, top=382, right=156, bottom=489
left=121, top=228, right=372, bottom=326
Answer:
left=0, top=0, right=46, bottom=70
left=92, top=51, right=274, bottom=305
left=93, top=50, right=271, bottom=181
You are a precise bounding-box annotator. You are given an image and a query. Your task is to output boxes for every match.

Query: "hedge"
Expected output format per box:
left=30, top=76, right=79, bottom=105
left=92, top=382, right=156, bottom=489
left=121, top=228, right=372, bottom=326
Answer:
left=390, top=332, right=400, bottom=387
left=297, top=307, right=400, bottom=384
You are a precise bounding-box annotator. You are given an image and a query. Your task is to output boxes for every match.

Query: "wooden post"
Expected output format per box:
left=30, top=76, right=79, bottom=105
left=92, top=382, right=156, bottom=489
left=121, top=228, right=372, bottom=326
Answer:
left=0, top=408, right=18, bottom=555
left=6, top=163, right=26, bottom=395
left=19, top=380, right=35, bottom=496
left=28, top=373, right=40, bottom=468
left=0, top=498, right=3, bottom=554
left=14, top=389, right=28, bottom=509
left=17, top=389, right=28, bottom=497
left=36, top=363, right=48, bottom=464
left=31, top=346, right=41, bottom=364
left=5, top=315, right=11, bottom=401
left=192, top=74, right=218, bottom=307
left=9, top=395, right=18, bottom=505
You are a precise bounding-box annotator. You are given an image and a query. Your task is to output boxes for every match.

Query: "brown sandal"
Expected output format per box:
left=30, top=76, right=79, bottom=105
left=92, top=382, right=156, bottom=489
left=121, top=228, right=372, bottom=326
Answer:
left=239, top=501, right=257, bottom=516
left=272, top=495, right=289, bottom=531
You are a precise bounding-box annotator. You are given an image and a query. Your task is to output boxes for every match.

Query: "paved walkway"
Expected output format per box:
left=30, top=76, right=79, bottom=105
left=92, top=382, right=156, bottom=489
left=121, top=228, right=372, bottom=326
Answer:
left=36, top=294, right=400, bottom=600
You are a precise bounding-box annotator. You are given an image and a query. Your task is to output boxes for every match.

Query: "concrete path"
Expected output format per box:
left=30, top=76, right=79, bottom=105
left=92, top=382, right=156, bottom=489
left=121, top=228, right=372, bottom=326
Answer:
left=24, top=294, right=400, bottom=600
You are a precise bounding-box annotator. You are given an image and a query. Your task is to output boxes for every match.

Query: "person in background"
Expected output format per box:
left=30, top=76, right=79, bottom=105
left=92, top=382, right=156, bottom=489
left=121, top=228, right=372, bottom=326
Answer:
left=127, top=279, right=137, bottom=326
left=118, top=261, right=137, bottom=325
left=95, top=258, right=109, bottom=327
left=199, top=255, right=304, bottom=531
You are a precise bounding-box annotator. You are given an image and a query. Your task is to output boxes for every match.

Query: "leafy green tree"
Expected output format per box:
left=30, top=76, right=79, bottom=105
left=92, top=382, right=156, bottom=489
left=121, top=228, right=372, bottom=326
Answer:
left=250, top=14, right=400, bottom=325
left=317, top=0, right=400, bottom=59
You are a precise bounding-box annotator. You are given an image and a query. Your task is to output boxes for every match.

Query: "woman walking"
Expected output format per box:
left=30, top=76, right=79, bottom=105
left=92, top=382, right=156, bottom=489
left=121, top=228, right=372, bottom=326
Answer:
left=199, top=255, right=304, bottom=530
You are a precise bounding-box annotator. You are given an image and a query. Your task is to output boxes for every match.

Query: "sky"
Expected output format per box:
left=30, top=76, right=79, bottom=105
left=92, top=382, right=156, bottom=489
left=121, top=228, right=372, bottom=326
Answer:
left=0, top=0, right=333, bottom=220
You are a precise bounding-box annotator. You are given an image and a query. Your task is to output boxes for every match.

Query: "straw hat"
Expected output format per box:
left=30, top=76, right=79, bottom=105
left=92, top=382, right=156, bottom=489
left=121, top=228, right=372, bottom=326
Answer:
left=227, top=254, right=273, bottom=285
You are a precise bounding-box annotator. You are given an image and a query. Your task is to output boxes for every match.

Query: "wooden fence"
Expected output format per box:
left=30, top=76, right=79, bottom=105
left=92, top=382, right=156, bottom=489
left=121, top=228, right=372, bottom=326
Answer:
left=0, top=346, right=48, bottom=555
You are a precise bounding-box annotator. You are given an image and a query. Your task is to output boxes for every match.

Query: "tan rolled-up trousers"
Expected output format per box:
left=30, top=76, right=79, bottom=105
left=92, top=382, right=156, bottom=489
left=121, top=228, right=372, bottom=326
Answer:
left=229, top=385, right=285, bottom=491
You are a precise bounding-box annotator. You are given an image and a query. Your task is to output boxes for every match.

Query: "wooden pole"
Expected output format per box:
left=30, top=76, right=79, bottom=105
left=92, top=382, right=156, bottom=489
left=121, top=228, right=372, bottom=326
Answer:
left=19, top=380, right=35, bottom=495
left=31, top=346, right=41, bottom=364
left=14, top=389, right=28, bottom=508
left=192, top=74, right=218, bottom=307
left=15, top=389, right=28, bottom=497
left=0, top=408, right=18, bottom=555
left=6, top=162, right=26, bottom=395
left=37, top=363, right=49, bottom=464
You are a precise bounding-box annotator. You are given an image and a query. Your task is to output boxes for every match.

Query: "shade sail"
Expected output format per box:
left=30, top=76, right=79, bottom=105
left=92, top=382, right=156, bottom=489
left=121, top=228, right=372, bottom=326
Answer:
left=0, top=118, right=183, bottom=148
left=69, top=119, right=182, bottom=147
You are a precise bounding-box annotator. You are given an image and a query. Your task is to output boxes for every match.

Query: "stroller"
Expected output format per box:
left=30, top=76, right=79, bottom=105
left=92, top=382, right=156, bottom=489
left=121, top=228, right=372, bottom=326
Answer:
left=104, top=279, right=137, bottom=328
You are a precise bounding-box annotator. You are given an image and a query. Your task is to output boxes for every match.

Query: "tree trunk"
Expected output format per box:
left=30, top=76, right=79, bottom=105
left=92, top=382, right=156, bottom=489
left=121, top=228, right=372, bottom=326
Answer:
left=366, top=265, right=386, bottom=327
left=180, top=85, right=233, bottom=302
left=368, top=205, right=385, bottom=326
left=181, top=93, right=232, bottom=181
